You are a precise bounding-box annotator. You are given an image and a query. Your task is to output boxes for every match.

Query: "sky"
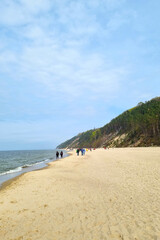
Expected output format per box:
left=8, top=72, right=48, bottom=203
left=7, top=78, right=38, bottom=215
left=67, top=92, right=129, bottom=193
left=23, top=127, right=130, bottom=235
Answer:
left=0, top=0, right=160, bottom=150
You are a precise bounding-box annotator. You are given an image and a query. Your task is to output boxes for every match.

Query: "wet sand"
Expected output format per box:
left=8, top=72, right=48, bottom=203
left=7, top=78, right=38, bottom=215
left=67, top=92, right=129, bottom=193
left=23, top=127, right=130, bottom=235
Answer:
left=0, top=148, right=160, bottom=240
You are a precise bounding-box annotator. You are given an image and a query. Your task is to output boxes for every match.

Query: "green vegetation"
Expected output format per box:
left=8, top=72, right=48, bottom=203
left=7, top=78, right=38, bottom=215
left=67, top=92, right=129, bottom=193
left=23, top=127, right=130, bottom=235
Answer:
left=57, top=97, right=160, bottom=148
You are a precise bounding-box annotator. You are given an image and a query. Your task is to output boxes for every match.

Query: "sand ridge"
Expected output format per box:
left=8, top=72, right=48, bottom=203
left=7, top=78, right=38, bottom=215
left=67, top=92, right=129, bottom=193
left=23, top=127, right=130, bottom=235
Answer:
left=0, top=148, right=160, bottom=240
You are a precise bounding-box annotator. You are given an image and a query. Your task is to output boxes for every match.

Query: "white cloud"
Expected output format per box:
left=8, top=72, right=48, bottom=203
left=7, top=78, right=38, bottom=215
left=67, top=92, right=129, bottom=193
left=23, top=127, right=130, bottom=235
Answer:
left=0, top=1, right=28, bottom=26
left=107, top=12, right=130, bottom=31
left=0, top=0, right=52, bottom=26
left=16, top=40, right=128, bottom=100
left=0, top=1, right=141, bottom=104
left=21, top=0, right=51, bottom=14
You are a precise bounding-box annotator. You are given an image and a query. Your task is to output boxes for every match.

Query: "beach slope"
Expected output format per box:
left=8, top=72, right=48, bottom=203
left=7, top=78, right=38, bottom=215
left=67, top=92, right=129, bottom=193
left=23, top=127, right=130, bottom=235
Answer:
left=0, top=148, right=160, bottom=240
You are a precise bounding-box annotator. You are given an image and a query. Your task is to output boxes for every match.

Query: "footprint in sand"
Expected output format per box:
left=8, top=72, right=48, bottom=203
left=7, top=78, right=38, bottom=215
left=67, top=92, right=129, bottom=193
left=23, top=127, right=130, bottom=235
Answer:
left=18, top=209, right=28, bottom=214
left=22, top=209, right=28, bottom=212
left=10, top=200, right=17, bottom=204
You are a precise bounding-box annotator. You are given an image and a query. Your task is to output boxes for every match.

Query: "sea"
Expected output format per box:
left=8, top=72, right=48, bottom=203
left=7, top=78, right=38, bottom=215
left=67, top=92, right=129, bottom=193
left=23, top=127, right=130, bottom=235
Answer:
left=0, top=149, right=68, bottom=186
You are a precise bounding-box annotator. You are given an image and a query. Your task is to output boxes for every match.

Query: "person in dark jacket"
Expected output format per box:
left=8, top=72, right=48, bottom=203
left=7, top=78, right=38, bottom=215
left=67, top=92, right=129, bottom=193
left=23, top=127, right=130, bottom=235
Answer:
left=76, top=149, right=80, bottom=156
left=81, top=148, right=83, bottom=155
left=60, top=151, right=63, bottom=158
left=56, top=151, right=59, bottom=159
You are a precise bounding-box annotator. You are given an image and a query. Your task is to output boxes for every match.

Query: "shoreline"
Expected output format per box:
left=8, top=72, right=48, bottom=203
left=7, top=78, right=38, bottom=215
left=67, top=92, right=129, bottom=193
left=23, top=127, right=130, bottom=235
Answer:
left=0, top=150, right=70, bottom=191
left=1, top=147, right=160, bottom=239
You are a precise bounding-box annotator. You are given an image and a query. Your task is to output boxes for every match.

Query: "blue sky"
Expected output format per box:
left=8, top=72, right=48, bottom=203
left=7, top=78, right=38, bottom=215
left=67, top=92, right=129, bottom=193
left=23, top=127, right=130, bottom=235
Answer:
left=0, top=0, right=160, bottom=150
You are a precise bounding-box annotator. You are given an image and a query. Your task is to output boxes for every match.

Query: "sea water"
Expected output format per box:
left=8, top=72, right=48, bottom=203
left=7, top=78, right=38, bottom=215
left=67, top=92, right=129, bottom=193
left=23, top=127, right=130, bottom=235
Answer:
left=0, top=149, right=67, bottom=186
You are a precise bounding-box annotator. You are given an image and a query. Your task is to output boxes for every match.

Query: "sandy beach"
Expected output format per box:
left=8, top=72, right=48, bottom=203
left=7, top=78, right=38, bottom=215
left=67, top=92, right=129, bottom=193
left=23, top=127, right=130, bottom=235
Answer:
left=0, top=148, right=160, bottom=240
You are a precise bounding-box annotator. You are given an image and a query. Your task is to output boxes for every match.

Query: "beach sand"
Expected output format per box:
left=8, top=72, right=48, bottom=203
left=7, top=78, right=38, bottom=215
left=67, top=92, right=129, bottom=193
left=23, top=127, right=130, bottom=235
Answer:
left=0, top=148, right=160, bottom=240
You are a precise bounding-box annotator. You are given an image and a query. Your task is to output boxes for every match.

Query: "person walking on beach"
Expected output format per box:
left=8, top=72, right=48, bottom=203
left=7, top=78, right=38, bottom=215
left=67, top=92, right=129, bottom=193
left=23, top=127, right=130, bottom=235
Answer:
left=83, top=148, right=85, bottom=155
left=60, top=151, right=63, bottom=158
left=56, top=151, right=59, bottom=159
left=76, top=149, right=80, bottom=156
left=81, top=148, right=84, bottom=155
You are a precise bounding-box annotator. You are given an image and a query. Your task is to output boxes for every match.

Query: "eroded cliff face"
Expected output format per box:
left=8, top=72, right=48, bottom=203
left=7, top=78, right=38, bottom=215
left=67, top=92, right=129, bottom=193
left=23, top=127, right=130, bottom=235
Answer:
left=57, top=97, right=160, bottom=149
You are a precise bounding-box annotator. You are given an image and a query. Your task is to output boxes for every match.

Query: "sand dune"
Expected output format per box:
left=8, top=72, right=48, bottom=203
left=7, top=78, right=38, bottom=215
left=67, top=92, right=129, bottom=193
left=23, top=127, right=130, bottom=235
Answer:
left=0, top=148, right=160, bottom=240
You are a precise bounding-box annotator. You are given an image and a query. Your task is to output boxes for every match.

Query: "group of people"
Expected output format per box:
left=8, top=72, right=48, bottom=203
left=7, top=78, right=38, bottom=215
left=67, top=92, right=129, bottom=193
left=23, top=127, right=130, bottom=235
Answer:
left=76, top=148, right=86, bottom=156
left=56, top=151, right=63, bottom=159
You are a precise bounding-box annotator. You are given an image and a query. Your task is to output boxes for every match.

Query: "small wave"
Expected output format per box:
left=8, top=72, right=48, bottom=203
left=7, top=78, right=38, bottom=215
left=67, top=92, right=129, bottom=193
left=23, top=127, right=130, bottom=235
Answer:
left=0, top=167, right=22, bottom=176
left=0, top=158, right=54, bottom=177
left=44, top=158, right=50, bottom=161
left=33, top=159, right=50, bottom=165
